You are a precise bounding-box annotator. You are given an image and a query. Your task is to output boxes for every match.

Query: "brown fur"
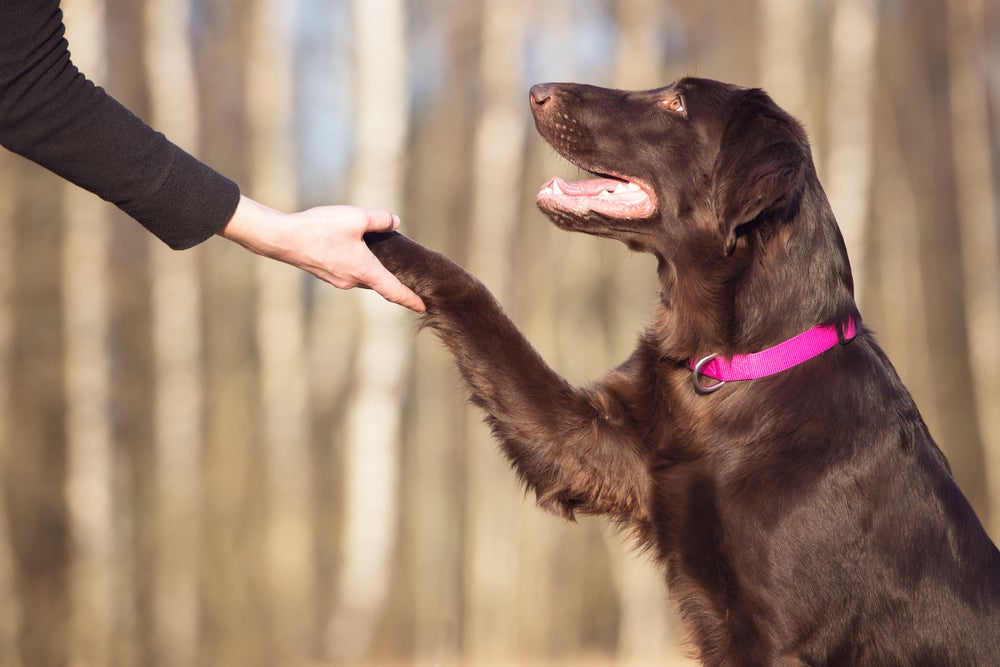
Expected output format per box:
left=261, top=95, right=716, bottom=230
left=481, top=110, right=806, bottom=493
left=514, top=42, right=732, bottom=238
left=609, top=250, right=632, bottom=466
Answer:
left=365, top=77, right=1000, bottom=666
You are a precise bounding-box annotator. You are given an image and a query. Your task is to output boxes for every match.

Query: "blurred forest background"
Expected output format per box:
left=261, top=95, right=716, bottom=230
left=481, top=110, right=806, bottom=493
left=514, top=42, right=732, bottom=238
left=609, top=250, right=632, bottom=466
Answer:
left=0, top=0, right=998, bottom=665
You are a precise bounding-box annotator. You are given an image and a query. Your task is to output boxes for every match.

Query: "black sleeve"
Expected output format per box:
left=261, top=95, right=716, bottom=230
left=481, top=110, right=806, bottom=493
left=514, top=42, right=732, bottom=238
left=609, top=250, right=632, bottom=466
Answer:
left=0, top=0, right=241, bottom=250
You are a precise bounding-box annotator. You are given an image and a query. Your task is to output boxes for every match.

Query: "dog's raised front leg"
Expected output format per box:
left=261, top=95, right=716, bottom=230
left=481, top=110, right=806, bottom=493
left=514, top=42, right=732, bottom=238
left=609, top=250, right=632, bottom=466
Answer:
left=365, top=232, right=651, bottom=530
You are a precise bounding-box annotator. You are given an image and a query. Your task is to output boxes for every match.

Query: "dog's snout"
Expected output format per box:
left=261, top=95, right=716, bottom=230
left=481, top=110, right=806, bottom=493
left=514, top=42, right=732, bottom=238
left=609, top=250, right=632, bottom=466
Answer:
left=530, top=83, right=554, bottom=108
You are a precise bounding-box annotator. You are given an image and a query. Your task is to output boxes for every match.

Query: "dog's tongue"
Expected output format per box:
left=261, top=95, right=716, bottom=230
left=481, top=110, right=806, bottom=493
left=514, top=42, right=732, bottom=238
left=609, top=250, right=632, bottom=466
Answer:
left=537, top=176, right=655, bottom=218
left=545, top=176, right=629, bottom=196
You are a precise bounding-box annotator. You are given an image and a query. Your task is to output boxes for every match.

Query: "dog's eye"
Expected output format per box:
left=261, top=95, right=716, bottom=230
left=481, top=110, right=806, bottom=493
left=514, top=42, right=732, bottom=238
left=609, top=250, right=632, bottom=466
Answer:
left=663, top=95, right=686, bottom=115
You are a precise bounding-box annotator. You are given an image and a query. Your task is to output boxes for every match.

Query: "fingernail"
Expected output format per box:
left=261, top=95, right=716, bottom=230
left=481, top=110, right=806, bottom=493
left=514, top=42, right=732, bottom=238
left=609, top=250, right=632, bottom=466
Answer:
left=392, top=214, right=401, bottom=228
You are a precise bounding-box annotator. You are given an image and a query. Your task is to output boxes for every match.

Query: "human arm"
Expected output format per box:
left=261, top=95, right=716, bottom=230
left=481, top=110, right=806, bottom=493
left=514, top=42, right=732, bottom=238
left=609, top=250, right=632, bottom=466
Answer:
left=0, top=0, right=239, bottom=249
left=1, top=0, right=423, bottom=311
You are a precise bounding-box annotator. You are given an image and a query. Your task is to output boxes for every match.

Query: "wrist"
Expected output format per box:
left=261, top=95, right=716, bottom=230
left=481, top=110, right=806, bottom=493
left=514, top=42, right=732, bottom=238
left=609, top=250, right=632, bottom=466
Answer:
left=218, top=196, right=286, bottom=257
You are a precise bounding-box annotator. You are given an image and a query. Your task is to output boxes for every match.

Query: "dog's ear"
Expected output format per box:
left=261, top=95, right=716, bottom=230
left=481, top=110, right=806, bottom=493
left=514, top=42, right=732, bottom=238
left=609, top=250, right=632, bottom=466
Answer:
left=712, top=90, right=808, bottom=253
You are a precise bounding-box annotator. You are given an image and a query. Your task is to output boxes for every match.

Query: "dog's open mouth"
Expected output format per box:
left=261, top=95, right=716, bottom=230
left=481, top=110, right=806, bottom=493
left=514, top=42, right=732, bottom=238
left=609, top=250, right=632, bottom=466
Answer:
left=537, top=175, right=657, bottom=219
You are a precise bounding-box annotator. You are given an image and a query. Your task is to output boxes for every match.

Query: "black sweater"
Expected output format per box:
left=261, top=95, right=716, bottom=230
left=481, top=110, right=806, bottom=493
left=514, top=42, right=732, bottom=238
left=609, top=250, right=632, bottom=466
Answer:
left=0, top=0, right=240, bottom=250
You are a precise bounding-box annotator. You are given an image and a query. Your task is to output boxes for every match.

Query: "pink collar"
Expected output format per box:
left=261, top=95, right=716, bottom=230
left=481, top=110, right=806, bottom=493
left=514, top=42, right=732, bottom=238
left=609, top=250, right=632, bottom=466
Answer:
left=689, top=318, right=858, bottom=393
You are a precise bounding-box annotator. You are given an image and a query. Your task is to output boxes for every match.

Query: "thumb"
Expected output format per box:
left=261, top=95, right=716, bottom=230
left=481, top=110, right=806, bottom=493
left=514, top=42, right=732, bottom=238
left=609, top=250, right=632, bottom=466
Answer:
left=364, top=208, right=401, bottom=233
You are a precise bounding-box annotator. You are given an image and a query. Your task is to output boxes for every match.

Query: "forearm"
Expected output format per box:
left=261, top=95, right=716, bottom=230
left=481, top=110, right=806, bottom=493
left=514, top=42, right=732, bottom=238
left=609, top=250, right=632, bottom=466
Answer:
left=0, top=0, right=240, bottom=249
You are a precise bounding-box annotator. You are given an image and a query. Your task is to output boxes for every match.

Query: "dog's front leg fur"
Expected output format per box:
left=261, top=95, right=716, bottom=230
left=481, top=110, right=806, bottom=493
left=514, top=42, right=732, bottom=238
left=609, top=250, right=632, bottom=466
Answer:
left=365, top=232, right=652, bottom=529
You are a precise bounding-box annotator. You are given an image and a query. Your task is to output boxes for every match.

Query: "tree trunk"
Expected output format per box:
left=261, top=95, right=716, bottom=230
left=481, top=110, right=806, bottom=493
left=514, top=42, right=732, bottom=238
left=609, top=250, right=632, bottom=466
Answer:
left=62, top=3, right=116, bottom=664
left=758, top=0, right=813, bottom=125
left=462, top=0, right=534, bottom=661
left=879, top=0, right=989, bottom=519
left=326, top=0, right=412, bottom=660
left=145, top=0, right=205, bottom=663
left=5, top=131, right=71, bottom=667
left=247, top=0, right=313, bottom=661
left=825, top=0, right=876, bottom=306
left=189, top=1, right=270, bottom=664
left=0, top=148, right=24, bottom=667
left=102, top=2, right=160, bottom=662
left=946, top=0, right=1000, bottom=538
left=401, top=4, right=482, bottom=664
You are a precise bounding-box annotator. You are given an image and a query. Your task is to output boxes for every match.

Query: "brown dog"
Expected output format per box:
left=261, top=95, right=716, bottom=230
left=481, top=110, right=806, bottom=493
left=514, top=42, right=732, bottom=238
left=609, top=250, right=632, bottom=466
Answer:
left=365, top=77, right=1000, bottom=666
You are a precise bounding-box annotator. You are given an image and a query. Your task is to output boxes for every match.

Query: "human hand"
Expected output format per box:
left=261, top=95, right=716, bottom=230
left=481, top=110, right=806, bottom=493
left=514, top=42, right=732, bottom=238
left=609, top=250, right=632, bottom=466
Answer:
left=219, top=196, right=425, bottom=312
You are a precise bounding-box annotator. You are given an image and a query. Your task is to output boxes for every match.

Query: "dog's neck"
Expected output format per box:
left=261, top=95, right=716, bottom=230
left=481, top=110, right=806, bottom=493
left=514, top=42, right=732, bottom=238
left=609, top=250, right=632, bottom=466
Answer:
left=652, top=177, right=859, bottom=363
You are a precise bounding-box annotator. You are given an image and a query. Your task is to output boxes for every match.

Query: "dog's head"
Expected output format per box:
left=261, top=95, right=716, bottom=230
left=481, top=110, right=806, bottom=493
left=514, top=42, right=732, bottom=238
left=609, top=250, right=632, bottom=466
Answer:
left=530, top=77, right=854, bottom=355
left=530, top=77, right=810, bottom=256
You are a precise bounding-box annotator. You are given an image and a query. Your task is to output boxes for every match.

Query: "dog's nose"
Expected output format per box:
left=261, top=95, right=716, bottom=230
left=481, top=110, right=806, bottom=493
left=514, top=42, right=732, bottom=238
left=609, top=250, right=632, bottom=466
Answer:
left=529, top=83, right=554, bottom=107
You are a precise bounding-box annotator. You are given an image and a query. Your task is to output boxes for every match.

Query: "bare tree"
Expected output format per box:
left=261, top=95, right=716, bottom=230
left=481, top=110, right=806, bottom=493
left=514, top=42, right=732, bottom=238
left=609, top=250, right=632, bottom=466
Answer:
left=0, top=146, right=23, bottom=667
left=825, top=0, right=877, bottom=306
left=186, top=1, right=271, bottom=663
left=878, top=0, right=989, bottom=518
left=59, top=2, right=117, bottom=665
left=4, top=116, right=71, bottom=667
left=614, top=0, right=666, bottom=87
left=947, top=0, right=1000, bottom=537
left=758, top=0, right=813, bottom=124
left=462, top=0, right=534, bottom=661
left=402, top=3, right=482, bottom=663
left=326, top=0, right=412, bottom=660
left=62, top=190, right=115, bottom=667
left=247, top=0, right=314, bottom=660
left=867, top=101, right=933, bottom=422
left=144, top=0, right=205, bottom=662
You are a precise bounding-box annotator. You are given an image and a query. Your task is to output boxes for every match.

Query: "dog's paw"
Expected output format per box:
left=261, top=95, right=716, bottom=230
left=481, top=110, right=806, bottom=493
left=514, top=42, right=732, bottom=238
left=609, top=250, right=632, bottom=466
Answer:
left=364, top=231, right=455, bottom=281
left=363, top=231, right=478, bottom=307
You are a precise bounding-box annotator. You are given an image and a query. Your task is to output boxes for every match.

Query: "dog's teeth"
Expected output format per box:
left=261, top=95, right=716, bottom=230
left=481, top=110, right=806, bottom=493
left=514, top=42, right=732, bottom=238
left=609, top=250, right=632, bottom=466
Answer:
left=551, top=180, right=563, bottom=195
left=608, top=182, right=641, bottom=195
